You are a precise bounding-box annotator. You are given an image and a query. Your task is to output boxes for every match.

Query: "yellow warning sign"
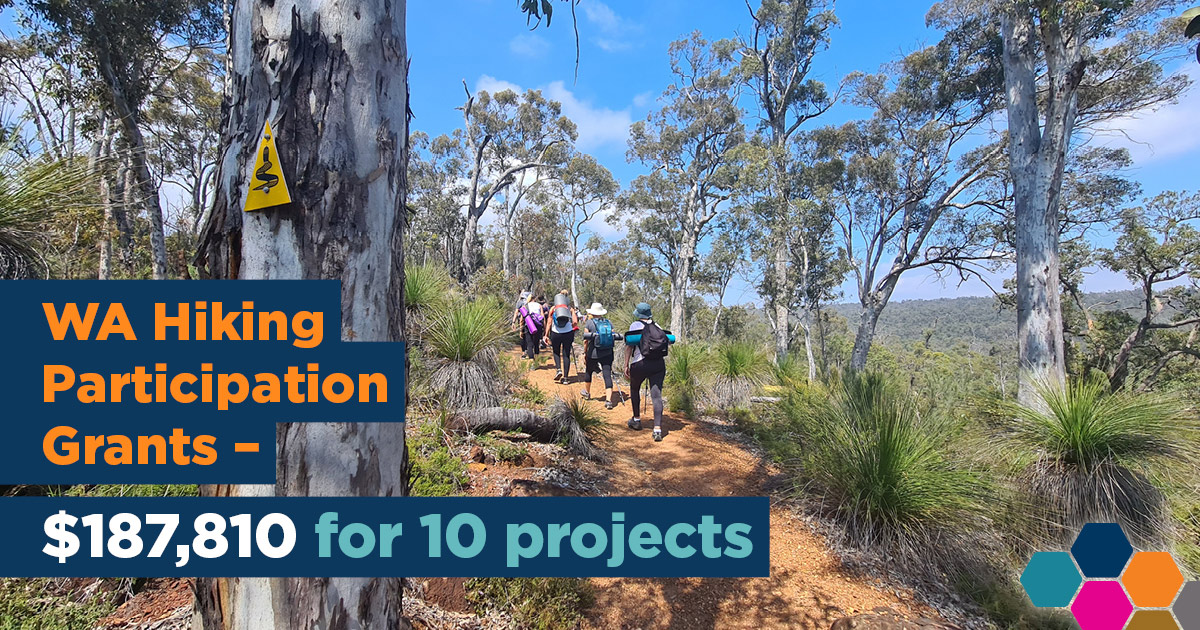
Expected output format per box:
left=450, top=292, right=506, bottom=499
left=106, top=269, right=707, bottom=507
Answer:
left=244, top=120, right=291, bottom=211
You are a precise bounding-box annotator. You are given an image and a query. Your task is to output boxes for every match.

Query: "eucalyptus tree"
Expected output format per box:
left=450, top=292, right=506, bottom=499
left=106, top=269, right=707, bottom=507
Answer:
left=735, top=134, right=844, bottom=378
left=929, top=0, right=1193, bottom=402
left=24, top=0, right=221, bottom=280
left=554, top=154, right=617, bottom=306
left=1096, top=192, right=1200, bottom=391
left=624, top=32, right=744, bottom=339
left=828, top=40, right=1008, bottom=372
left=192, top=0, right=409, bottom=626
left=456, top=87, right=574, bottom=282
left=407, top=131, right=468, bottom=270
left=728, top=0, right=837, bottom=359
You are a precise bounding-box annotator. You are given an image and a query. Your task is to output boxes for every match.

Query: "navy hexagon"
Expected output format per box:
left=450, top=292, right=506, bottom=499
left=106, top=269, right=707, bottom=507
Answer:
left=1021, top=551, right=1084, bottom=607
left=1071, top=523, right=1133, bottom=578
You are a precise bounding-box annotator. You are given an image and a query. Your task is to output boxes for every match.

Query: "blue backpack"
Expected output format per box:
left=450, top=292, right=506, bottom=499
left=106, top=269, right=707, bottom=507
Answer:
left=593, top=319, right=614, bottom=349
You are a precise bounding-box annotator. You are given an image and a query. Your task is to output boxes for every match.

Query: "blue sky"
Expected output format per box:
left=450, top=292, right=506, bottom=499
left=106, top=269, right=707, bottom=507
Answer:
left=408, top=0, right=1200, bottom=305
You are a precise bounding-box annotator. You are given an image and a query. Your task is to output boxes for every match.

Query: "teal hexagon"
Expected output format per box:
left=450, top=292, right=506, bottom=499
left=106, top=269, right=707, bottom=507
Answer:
left=1022, top=551, right=1084, bottom=607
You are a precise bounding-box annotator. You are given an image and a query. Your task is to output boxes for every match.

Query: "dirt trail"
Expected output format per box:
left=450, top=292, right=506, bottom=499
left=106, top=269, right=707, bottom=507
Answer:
left=517, top=349, right=928, bottom=630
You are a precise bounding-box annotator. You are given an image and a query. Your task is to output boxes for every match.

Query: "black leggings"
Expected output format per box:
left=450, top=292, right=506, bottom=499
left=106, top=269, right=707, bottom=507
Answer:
left=629, top=358, right=666, bottom=427
left=585, top=357, right=613, bottom=389
left=522, top=329, right=541, bottom=358
left=549, top=330, right=575, bottom=375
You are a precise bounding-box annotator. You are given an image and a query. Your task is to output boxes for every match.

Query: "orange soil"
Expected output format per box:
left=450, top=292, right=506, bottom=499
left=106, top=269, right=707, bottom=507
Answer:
left=518, top=348, right=930, bottom=629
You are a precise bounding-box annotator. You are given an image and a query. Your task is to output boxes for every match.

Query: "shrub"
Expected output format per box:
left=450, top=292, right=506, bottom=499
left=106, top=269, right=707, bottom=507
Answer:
left=665, top=343, right=706, bottom=418
left=465, top=577, right=594, bottom=630
left=796, top=372, right=990, bottom=563
left=0, top=578, right=119, bottom=630
left=710, top=342, right=770, bottom=410
left=495, top=442, right=528, bottom=464
left=987, top=377, right=1198, bottom=547
left=513, top=378, right=548, bottom=406
left=426, top=299, right=513, bottom=409
left=409, top=420, right=468, bottom=497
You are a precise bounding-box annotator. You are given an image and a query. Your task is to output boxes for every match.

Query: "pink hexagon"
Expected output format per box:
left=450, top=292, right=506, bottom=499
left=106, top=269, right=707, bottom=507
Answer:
left=1071, top=581, right=1133, bottom=630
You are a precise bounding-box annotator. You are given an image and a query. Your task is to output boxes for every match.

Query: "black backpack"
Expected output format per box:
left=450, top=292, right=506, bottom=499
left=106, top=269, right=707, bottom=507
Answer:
left=639, top=321, right=670, bottom=360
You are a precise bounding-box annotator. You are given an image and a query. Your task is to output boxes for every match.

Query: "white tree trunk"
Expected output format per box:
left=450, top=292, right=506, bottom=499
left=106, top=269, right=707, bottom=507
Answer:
left=850, top=302, right=884, bottom=372
left=772, top=238, right=790, bottom=359
left=1001, top=9, right=1073, bottom=403
left=799, top=309, right=817, bottom=383
left=193, top=0, right=409, bottom=628
left=670, top=232, right=697, bottom=339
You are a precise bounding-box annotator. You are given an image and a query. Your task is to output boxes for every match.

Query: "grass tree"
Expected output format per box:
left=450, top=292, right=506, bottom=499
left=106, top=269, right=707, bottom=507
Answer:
left=711, top=342, right=771, bottom=410
left=989, top=377, right=1198, bottom=547
left=797, top=372, right=990, bottom=564
left=0, top=142, right=98, bottom=279
left=426, top=300, right=513, bottom=409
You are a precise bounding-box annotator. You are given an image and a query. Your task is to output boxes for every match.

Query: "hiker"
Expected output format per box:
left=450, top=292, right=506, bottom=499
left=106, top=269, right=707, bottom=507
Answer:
left=623, top=302, right=676, bottom=442
left=543, top=290, right=578, bottom=384
left=512, top=291, right=543, bottom=359
left=580, top=302, right=621, bottom=409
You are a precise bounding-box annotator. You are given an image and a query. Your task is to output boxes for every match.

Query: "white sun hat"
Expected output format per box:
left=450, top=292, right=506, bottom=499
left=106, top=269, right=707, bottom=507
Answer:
left=586, top=302, right=608, bottom=316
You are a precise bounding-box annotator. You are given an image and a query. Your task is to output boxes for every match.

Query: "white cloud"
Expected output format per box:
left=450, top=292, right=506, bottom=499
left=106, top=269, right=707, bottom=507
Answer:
left=509, top=33, right=550, bottom=58
left=581, top=1, right=639, bottom=53
left=476, top=75, right=522, bottom=95
left=475, top=75, right=633, bottom=151
left=582, top=1, right=623, bottom=34
left=632, top=91, right=653, bottom=108
left=1093, top=65, right=1200, bottom=164
left=595, top=38, right=634, bottom=53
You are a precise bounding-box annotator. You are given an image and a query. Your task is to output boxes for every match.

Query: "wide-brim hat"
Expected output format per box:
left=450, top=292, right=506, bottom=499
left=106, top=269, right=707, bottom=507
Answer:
left=586, top=303, right=608, bottom=316
left=633, top=302, right=653, bottom=319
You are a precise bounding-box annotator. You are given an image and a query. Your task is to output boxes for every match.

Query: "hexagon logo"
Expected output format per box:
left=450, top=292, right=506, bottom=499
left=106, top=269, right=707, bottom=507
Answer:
left=1175, top=582, right=1200, bottom=630
left=1071, top=581, right=1133, bottom=630
left=1021, top=551, right=1083, bottom=607
left=1126, top=610, right=1181, bottom=630
left=1071, top=523, right=1133, bottom=578
left=1123, top=551, right=1185, bottom=608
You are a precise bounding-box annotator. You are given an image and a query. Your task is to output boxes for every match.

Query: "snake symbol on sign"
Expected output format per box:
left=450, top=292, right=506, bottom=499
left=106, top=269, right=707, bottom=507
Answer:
left=252, top=145, right=279, bottom=193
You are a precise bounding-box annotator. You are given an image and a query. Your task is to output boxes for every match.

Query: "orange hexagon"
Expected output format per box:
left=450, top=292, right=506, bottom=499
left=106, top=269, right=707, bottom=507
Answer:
left=1122, top=551, right=1185, bottom=608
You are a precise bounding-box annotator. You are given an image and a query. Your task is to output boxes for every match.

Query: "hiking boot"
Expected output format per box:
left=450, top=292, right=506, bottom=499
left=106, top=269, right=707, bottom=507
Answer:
left=554, top=371, right=563, bottom=382
left=605, top=400, right=614, bottom=410
left=653, top=428, right=663, bottom=442
left=580, top=389, right=591, bottom=400
left=627, top=418, right=642, bottom=431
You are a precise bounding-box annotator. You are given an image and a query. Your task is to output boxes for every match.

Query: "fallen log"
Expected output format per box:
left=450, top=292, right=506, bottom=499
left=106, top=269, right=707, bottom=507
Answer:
left=446, top=401, right=605, bottom=461
left=749, top=396, right=782, bottom=403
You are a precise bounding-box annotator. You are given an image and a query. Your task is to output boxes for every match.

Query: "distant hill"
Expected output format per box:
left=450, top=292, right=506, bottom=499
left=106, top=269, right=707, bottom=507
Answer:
left=826, top=290, right=1146, bottom=353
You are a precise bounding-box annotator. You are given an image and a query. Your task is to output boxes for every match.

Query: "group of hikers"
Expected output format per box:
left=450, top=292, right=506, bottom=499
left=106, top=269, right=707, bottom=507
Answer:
left=512, top=290, right=676, bottom=442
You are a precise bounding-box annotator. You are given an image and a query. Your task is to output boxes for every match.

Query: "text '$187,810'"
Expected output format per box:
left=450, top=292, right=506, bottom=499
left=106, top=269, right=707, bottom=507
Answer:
left=43, top=510, right=296, bottom=567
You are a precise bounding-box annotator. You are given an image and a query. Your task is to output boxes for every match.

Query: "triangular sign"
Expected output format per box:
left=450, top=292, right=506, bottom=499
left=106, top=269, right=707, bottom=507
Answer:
left=244, top=120, right=291, bottom=212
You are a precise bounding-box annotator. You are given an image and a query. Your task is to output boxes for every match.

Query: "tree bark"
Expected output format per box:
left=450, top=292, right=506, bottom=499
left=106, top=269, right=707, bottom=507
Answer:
left=849, top=302, right=884, bottom=373
left=446, top=407, right=602, bottom=460
left=193, top=0, right=409, bottom=628
left=1001, top=7, right=1079, bottom=403
left=772, top=235, right=791, bottom=360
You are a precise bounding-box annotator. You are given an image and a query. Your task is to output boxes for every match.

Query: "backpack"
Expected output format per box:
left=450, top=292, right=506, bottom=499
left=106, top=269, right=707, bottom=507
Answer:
left=593, top=319, right=614, bottom=350
left=639, top=321, right=670, bottom=360
left=553, top=305, right=572, bottom=327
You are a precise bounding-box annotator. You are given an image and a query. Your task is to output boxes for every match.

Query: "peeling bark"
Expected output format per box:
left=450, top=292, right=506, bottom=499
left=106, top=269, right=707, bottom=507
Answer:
left=193, top=0, right=410, bottom=627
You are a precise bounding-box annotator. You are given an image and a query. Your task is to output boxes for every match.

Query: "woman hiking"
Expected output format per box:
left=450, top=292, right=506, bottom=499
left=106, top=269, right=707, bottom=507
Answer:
left=543, top=290, right=579, bottom=384
left=623, top=302, right=676, bottom=441
left=511, top=291, right=543, bottom=360
left=579, top=302, right=621, bottom=409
